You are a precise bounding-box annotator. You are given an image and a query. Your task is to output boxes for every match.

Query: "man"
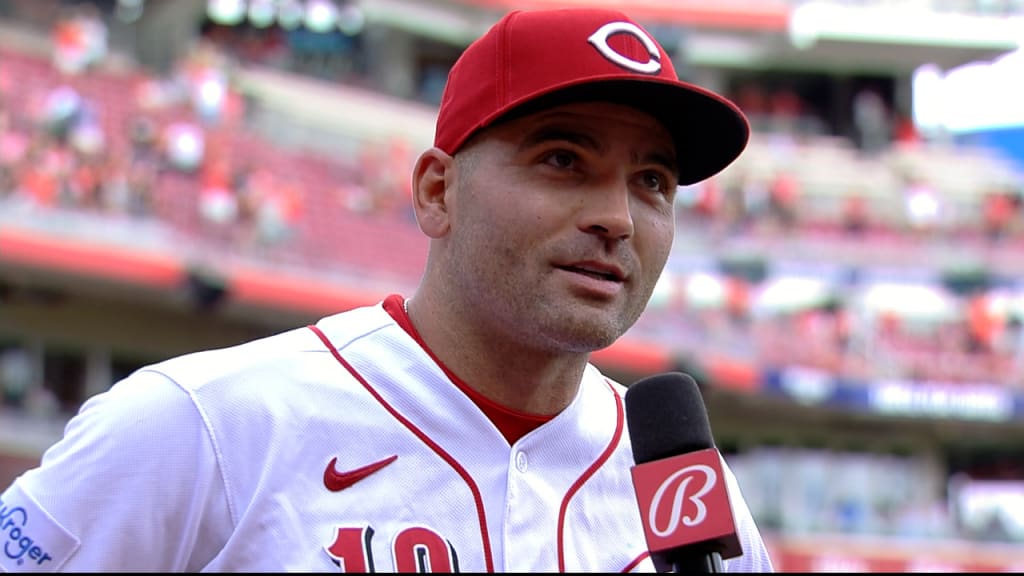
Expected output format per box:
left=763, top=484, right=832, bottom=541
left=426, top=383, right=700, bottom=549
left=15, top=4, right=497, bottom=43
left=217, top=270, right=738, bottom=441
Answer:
left=0, top=8, right=773, bottom=572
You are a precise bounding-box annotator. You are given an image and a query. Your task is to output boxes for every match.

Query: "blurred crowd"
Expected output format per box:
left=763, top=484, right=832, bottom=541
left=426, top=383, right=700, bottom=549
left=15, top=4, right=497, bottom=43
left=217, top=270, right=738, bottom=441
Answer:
left=3, top=18, right=1024, bottom=395
left=639, top=279, right=1024, bottom=389
left=0, top=29, right=416, bottom=259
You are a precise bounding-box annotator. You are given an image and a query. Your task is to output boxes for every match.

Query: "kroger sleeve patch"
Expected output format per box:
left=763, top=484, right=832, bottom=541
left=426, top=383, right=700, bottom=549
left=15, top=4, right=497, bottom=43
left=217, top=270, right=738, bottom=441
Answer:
left=0, top=484, right=79, bottom=572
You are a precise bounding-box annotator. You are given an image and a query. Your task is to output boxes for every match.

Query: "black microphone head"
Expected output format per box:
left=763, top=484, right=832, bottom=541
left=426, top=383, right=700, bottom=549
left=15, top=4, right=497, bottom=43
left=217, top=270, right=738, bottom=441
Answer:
left=625, top=372, right=715, bottom=464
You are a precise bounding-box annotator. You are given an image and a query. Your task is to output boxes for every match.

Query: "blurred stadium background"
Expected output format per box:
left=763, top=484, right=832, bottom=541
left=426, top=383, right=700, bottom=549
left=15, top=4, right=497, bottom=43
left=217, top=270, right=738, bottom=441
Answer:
left=1, top=0, right=1024, bottom=571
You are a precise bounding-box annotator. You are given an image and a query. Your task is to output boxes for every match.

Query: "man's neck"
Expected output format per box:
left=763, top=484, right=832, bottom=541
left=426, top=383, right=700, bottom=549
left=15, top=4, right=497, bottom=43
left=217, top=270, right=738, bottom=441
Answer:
left=407, top=292, right=588, bottom=416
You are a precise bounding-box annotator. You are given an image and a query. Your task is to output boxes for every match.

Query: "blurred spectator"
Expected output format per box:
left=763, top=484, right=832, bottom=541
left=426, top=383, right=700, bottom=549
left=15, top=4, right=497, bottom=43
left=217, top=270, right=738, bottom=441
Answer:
left=128, top=114, right=160, bottom=164
left=0, top=101, right=23, bottom=198
left=981, top=189, right=1018, bottom=242
left=902, top=174, right=942, bottom=233
left=852, top=88, right=891, bottom=156
left=724, top=276, right=752, bottom=326
left=197, top=151, right=238, bottom=235
left=64, top=148, right=103, bottom=209
left=41, top=84, right=85, bottom=142
left=174, top=40, right=242, bottom=126
left=768, top=169, right=800, bottom=230
left=0, top=165, right=14, bottom=199
left=17, top=135, right=62, bottom=208
left=1007, top=312, right=1024, bottom=374
left=254, top=175, right=303, bottom=245
left=355, top=137, right=418, bottom=217
left=382, top=136, right=415, bottom=217
left=101, top=154, right=154, bottom=217
left=721, top=172, right=754, bottom=234
left=693, top=177, right=722, bottom=221
left=734, top=83, right=770, bottom=132
left=334, top=171, right=374, bottom=214
left=0, top=347, right=32, bottom=410
left=51, top=2, right=108, bottom=76
left=966, top=292, right=1001, bottom=354
left=740, top=173, right=771, bottom=227
left=67, top=109, right=104, bottom=158
left=24, top=383, right=60, bottom=419
left=162, top=120, right=205, bottom=173
left=840, top=193, right=870, bottom=235
left=892, top=112, right=921, bottom=149
left=768, top=87, right=803, bottom=135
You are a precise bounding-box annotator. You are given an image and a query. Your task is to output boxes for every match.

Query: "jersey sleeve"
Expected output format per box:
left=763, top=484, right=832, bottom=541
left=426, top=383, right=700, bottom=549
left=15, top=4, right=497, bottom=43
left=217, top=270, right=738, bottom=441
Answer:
left=0, top=369, right=232, bottom=572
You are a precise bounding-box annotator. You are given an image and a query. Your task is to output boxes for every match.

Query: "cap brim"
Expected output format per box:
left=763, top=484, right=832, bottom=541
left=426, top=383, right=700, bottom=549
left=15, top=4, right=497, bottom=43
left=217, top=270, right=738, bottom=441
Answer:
left=488, top=79, right=750, bottom=186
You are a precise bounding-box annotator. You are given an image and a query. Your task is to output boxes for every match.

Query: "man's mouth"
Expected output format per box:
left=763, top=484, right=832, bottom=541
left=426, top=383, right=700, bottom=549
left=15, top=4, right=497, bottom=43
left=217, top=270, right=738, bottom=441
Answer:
left=559, top=264, right=624, bottom=282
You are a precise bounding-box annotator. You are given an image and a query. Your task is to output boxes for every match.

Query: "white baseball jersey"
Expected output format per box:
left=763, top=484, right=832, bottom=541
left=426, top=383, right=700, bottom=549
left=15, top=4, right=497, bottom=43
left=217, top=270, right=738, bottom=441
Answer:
left=0, top=296, right=773, bottom=572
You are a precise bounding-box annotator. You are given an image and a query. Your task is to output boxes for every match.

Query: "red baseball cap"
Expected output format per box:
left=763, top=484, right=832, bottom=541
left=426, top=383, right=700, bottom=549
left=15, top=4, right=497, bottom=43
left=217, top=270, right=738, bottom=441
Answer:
left=433, top=8, right=750, bottom=186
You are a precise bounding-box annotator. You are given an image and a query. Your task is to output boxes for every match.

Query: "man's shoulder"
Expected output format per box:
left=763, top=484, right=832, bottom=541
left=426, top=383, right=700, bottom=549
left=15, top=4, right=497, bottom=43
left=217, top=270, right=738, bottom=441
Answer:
left=145, top=325, right=317, bottom=383
left=311, top=299, right=396, bottom=349
left=143, top=301, right=391, bottom=393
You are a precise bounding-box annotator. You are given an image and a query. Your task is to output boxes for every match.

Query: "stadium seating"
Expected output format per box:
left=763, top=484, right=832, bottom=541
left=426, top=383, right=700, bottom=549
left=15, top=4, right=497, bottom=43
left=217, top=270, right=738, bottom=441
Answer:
left=4, top=40, right=1024, bottom=393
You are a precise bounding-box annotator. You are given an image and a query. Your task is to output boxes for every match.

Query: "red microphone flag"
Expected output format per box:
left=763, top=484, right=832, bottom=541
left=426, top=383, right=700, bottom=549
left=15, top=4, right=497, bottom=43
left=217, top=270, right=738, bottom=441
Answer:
left=630, top=447, right=742, bottom=559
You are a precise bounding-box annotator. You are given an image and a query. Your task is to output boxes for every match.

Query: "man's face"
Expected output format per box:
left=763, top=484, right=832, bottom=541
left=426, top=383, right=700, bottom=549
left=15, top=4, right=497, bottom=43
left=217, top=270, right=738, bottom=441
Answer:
left=439, top=100, right=679, bottom=354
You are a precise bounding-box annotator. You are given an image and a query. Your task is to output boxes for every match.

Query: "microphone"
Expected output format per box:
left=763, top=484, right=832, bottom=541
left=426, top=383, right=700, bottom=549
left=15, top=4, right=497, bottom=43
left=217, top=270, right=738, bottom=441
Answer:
left=625, top=372, right=742, bottom=573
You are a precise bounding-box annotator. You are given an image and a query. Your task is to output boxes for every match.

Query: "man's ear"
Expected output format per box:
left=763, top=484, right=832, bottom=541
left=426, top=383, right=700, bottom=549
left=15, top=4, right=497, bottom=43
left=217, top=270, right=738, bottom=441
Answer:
left=412, top=147, right=453, bottom=239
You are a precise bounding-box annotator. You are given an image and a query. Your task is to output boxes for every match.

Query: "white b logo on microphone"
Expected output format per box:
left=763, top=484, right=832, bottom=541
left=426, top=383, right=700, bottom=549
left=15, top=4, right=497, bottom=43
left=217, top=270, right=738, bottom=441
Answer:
left=586, top=21, right=662, bottom=75
left=647, top=464, right=717, bottom=537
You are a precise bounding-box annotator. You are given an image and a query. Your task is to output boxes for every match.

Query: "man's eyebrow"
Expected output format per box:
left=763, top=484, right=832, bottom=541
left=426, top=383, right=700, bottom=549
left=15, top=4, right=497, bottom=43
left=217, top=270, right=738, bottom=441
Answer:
left=637, top=149, right=679, bottom=181
left=517, top=121, right=679, bottom=178
left=517, top=125, right=603, bottom=154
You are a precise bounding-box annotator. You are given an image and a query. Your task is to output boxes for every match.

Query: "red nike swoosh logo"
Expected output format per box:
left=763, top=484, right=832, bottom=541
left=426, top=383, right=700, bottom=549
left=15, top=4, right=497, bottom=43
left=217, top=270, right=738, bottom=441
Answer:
left=324, top=454, right=398, bottom=492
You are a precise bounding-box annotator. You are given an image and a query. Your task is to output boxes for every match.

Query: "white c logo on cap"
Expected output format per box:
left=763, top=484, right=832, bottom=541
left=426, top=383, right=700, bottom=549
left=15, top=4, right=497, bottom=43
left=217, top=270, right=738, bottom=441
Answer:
left=587, top=21, right=662, bottom=75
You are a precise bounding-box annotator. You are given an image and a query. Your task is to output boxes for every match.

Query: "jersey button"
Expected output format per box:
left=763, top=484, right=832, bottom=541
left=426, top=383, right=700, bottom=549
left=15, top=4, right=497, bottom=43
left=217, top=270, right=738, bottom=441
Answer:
left=515, top=451, right=528, bottom=473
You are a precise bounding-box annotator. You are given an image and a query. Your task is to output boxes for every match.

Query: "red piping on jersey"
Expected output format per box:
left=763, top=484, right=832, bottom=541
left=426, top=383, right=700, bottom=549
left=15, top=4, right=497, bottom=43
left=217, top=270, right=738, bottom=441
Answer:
left=307, top=324, right=496, bottom=572
left=556, top=379, right=626, bottom=572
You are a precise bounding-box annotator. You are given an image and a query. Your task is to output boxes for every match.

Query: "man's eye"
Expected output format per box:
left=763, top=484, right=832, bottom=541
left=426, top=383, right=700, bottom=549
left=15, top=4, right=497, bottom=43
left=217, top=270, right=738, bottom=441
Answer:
left=544, top=150, right=576, bottom=169
left=641, top=171, right=669, bottom=194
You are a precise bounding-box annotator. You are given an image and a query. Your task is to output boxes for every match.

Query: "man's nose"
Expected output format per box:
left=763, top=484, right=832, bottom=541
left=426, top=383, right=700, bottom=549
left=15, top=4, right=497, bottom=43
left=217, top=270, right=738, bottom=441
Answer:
left=578, top=181, right=635, bottom=241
